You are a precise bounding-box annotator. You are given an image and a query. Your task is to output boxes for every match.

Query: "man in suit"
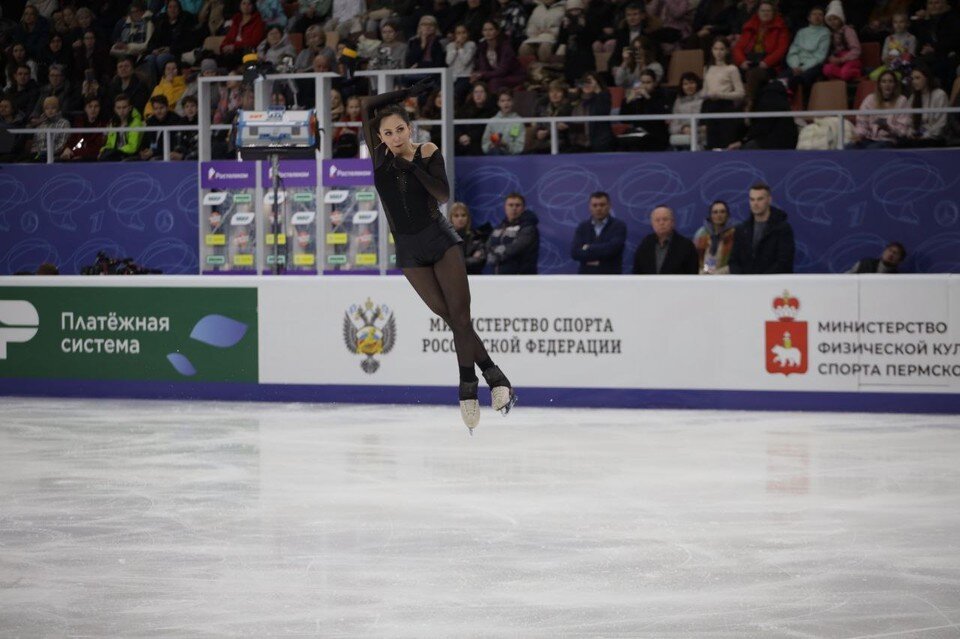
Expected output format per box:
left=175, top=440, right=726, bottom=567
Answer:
left=728, top=182, right=796, bottom=274
left=571, top=191, right=628, bottom=274
left=632, top=205, right=698, bottom=274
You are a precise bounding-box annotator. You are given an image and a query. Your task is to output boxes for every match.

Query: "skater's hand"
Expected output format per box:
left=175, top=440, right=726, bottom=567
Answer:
left=409, top=77, right=435, bottom=97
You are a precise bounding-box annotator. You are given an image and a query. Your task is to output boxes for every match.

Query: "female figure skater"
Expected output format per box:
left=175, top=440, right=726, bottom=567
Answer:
left=361, top=78, right=516, bottom=432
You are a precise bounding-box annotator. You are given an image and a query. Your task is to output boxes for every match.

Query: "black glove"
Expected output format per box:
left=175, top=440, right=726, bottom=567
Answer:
left=392, top=155, right=415, bottom=172
left=409, top=77, right=435, bottom=97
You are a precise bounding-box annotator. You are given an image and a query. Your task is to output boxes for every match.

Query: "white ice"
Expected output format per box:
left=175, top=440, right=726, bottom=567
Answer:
left=1, top=398, right=959, bottom=638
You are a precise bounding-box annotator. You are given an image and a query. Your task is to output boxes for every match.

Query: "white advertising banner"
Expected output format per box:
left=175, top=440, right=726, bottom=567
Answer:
left=259, top=275, right=960, bottom=395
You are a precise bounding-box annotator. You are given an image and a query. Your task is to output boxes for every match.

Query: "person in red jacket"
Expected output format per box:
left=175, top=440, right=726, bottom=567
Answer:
left=732, top=0, right=790, bottom=101
left=220, top=0, right=266, bottom=69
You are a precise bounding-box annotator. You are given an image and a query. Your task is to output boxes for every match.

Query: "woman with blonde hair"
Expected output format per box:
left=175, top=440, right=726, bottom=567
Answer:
left=447, top=202, right=487, bottom=274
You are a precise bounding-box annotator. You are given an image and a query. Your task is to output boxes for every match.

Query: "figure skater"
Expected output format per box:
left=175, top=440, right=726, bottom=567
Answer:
left=360, top=78, right=517, bottom=432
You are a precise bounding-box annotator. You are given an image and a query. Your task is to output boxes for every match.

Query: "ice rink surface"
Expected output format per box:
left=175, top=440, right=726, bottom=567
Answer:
left=1, top=397, right=959, bottom=638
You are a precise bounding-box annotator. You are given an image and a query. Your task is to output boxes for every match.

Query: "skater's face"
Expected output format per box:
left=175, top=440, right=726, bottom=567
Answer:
left=589, top=196, right=610, bottom=222
left=749, top=188, right=771, bottom=217
left=650, top=207, right=674, bottom=239
left=504, top=197, right=524, bottom=222
left=378, top=114, right=411, bottom=151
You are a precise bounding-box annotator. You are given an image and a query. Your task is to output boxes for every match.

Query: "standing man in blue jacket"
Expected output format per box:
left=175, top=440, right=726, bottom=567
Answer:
left=571, top=191, right=628, bottom=274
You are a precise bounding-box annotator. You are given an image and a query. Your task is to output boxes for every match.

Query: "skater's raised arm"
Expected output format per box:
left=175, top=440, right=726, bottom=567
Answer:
left=360, top=78, right=435, bottom=158
left=392, top=143, right=450, bottom=204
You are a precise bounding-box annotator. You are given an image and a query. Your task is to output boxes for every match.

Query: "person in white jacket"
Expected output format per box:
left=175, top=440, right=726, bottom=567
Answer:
left=901, top=64, right=949, bottom=147
left=519, top=0, right=566, bottom=62
left=446, top=24, right=476, bottom=103
left=482, top=89, right=526, bottom=155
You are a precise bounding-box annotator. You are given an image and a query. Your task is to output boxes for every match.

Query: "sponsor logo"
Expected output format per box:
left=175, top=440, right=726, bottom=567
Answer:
left=343, top=298, right=396, bottom=374
left=0, top=301, right=40, bottom=359
left=766, top=291, right=808, bottom=376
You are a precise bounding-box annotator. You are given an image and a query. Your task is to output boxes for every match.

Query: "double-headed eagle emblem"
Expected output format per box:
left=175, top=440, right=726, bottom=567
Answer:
left=343, top=298, right=397, bottom=373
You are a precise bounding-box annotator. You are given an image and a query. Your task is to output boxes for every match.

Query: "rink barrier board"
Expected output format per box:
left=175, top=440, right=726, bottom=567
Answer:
left=0, top=379, right=958, bottom=414
left=0, top=275, right=958, bottom=414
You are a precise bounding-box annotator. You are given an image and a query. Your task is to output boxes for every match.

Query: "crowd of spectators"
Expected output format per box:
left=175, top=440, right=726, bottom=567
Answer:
left=447, top=183, right=906, bottom=275
left=1, top=0, right=959, bottom=161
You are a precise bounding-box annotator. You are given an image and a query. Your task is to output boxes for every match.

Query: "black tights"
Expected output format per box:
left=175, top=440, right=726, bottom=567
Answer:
left=402, top=245, right=489, bottom=370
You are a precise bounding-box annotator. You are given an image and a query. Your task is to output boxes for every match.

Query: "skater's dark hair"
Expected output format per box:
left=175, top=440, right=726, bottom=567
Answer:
left=373, top=104, right=411, bottom=131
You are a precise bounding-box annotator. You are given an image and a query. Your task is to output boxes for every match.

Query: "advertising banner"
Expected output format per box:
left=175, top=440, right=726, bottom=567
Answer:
left=201, top=161, right=257, bottom=189
left=0, top=287, right=258, bottom=382
left=322, top=159, right=374, bottom=186
left=261, top=159, right=317, bottom=188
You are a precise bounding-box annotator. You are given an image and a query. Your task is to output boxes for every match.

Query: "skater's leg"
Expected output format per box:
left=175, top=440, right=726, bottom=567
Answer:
left=430, top=246, right=490, bottom=367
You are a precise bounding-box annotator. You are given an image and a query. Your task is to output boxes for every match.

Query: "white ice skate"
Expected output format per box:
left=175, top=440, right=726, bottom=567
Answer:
left=459, top=380, right=480, bottom=433
left=483, top=366, right=517, bottom=415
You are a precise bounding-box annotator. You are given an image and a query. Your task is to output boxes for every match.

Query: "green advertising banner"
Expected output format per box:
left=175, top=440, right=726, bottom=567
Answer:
left=0, top=287, right=258, bottom=382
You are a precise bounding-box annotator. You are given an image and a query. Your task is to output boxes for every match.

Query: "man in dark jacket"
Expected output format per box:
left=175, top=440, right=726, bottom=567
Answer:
left=571, top=191, right=627, bottom=274
left=729, top=182, right=795, bottom=274
left=487, top=192, right=540, bottom=274
left=105, top=56, right=149, bottom=113
left=632, top=205, right=698, bottom=274
left=847, top=241, right=906, bottom=274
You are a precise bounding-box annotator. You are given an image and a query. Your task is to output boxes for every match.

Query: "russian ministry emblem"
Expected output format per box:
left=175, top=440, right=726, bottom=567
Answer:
left=766, top=291, right=808, bottom=376
left=343, top=298, right=396, bottom=374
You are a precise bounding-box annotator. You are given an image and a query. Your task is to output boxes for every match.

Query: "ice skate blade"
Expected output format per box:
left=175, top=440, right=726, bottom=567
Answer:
left=492, top=388, right=517, bottom=415
left=460, top=399, right=480, bottom=431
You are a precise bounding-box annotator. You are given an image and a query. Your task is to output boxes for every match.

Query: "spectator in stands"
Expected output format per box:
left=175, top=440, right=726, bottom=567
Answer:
left=729, top=75, right=797, bottom=149
left=288, top=0, right=331, bottom=36
left=145, top=59, right=186, bottom=117
left=532, top=79, right=573, bottom=153
left=60, top=96, right=108, bottom=161
left=555, top=0, right=595, bottom=85
left=693, top=200, right=735, bottom=274
left=571, top=191, right=627, bottom=274
left=520, top=0, right=566, bottom=62
left=821, top=1, right=862, bottom=81
left=686, top=0, right=738, bottom=52
left=296, top=25, right=337, bottom=71
left=363, top=20, right=406, bottom=70
left=29, top=95, right=70, bottom=161
left=177, top=57, right=216, bottom=114
left=197, top=0, right=228, bottom=38
left=170, top=94, right=198, bottom=160
left=456, top=81, right=497, bottom=155
left=106, top=56, right=149, bottom=113
left=99, top=93, right=144, bottom=161
left=846, top=241, right=907, bottom=273
left=471, top=20, right=526, bottom=93
left=323, top=0, right=362, bottom=39
left=0, top=98, right=26, bottom=142
left=613, top=36, right=664, bottom=87
left=140, top=94, right=182, bottom=160
left=632, top=206, right=699, bottom=275
left=912, top=0, right=960, bottom=89
left=618, top=69, right=670, bottom=151
left=482, top=89, right=525, bottom=155
left=494, top=0, right=528, bottom=52
left=4, top=65, right=41, bottom=118
left=29, top=64, right=76, bottom=125
left=73, top=30, right=112, bottom=86
left=448, top=0, right=489, bottom=42
left=38, top=33, right=74, bottom=83
left=728, top=182, right=795, bottom=274
left=257, top=23, right=296, bottom=70
left=329, top=87, right=343, bottom=121
left=702, top=36, right=745, bottom=149
left=902, top=65, right=950, bottom=146
left=567, top=70, right=613, bottom=152
left=70, top=8, right=99, bottom=46
left=487, top=192, right=540, bottom=274
left=448, top=202, right=488, bottom=275
left=26, top=0, right=58, bottom=20
left=869, top=12, right=916, bottom=81
left=847, top=70, right=910, bottom=149
left=110, top=2, right=155, bottom=63
left=332, top=94, right=362, bottom=157
left=6, top=44, right=38, bottom=88
left=669, top=71, right=705, bottom=149
left=585, top=0, right=617, bottom=55
left=447, top=24, right=477, bottom=103
left=151, top=0, right=199, bottom=69
left=405, top=14, right=445, bottom=71
left=256, top=0, right=288, bottom=30
left=783, top=6, right=830, bottom=103
left=607, top=2, right=649, bottom=69
left=15, top=5, right=50, bottom=60
left=220, top=0, right=266, bottom=68
left=645, top=0, right=695, bottom=52
left=732, top=0, right=791, bottom=100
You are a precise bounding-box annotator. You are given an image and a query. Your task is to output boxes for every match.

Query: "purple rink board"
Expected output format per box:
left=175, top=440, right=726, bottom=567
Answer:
left=1, top=150, right=959, bottom=275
